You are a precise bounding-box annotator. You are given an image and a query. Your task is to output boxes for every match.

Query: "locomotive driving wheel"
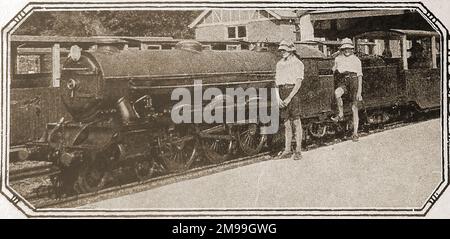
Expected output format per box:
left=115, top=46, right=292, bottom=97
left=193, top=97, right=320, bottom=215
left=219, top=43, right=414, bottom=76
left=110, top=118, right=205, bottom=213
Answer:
left=309, top=122, right=327, bottom=139
left=236, top=124, right=266, bottom=156
left=200, top=124, right=235, bottom=164
left=75, top=145, right=118, bottom=194
left=76, top=157, right=108, bottom=194
left=158, top=136, right=198, bottom=173
left=134, top=157, right=160, bottom=181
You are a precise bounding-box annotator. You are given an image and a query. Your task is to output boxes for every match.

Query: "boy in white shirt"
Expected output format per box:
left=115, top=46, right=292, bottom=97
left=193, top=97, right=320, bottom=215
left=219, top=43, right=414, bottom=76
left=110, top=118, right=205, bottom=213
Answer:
left=331, top=38, right=363, bottom=142
left=275, top=40, right=304, bottom=160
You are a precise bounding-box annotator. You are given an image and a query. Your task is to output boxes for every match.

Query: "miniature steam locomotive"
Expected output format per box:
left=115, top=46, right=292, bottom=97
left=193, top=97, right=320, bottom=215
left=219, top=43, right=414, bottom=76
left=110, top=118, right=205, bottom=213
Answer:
left=21, top=29, right=441, bottom=195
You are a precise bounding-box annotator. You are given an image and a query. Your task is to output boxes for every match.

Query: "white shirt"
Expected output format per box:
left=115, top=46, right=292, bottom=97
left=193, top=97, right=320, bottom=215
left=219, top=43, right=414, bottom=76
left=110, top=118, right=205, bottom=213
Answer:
left=333, top=54, right=363, bottom=77
left=275, top=55, right=304, bottom=86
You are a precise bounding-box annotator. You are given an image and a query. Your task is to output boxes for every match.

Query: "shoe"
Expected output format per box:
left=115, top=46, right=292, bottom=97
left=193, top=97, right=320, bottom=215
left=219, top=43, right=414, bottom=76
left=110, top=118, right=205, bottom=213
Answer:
left=293, top=152, right=303, bottom=160
left=277, top=151, right=292, bottom=159
left=331, top=115, right=344, bottom=122
left=351, top=134, right=359, bottom=142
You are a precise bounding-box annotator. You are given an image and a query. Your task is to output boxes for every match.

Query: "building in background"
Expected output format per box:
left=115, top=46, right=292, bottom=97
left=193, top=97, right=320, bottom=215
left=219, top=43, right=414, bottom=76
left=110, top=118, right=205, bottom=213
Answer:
left=188, top=9, right=315, bottom=50
left=189, top=9, right=436, bottom=56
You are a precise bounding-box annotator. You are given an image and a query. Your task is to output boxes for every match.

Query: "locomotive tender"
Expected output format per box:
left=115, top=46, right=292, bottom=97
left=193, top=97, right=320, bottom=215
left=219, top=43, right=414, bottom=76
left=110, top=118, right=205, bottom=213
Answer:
left=21, top=29, right=440, bottom=195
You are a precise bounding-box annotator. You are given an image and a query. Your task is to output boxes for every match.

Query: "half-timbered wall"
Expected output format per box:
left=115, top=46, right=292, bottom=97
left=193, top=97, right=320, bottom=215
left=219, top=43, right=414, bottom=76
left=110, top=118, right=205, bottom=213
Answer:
left=195, top=10, right=296, bottom=42
left=198, top=10, right=276, bottom=27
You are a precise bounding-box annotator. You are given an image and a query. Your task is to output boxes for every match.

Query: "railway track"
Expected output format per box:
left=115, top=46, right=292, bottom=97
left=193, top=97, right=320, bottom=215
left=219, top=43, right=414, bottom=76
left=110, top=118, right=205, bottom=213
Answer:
left=10, top=115, right=437, bottom=209
left=9, top=164, right=60, bottom=182
left=29, top=151, right=272, bottom=208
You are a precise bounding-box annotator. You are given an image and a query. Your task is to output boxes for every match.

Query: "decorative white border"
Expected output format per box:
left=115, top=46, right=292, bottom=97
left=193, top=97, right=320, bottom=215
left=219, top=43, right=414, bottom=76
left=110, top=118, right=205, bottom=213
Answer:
left=0, top=1, right=448, bottom=218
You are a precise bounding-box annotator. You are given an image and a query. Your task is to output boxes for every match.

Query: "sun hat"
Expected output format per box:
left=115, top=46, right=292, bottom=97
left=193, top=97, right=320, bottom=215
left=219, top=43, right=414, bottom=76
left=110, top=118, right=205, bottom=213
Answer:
left=278, top=40, right=296, bottom=52
left=339, top=38, right=354, bottom=50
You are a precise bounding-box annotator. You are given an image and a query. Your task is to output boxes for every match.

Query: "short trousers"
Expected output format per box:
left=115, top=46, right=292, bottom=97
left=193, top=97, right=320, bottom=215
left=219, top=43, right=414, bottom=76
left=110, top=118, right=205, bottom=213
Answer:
left=334, top=72, right=359, bottom=104
left=278, top=84, right=301, bottom=121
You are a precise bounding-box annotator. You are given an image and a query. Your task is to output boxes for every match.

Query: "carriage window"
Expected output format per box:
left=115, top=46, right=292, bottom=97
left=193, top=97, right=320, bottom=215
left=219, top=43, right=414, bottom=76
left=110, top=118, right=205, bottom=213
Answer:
left=17, top=55, right=40, bottom=74
left=212, top=44, right=227, bottom=51
left=389, top=40, right=402, bottom=58
left=161, top=44, right=173, bottom=50
left=147, top=45, right=162, bottom=50
left=14, top=53, right=52, bottom=88
left=226, top=45, right=240, bottom=51
left=407, top=38, right=433, bottom=69
left=202, top=45, right=212, bottom=50
left=356, top=39, right=376, bottom=56
left=373, top=40, right=402, bottom=58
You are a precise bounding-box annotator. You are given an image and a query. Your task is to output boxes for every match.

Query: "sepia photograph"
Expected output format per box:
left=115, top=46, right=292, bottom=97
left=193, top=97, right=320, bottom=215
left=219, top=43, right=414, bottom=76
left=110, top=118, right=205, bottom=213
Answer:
left=0, top=0, right=448, bottom=219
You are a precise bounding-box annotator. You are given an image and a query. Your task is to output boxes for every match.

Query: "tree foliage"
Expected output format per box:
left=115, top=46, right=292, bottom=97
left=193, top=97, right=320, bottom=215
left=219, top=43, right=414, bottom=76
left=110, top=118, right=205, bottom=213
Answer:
left=14, top=10, right=200, bottom=38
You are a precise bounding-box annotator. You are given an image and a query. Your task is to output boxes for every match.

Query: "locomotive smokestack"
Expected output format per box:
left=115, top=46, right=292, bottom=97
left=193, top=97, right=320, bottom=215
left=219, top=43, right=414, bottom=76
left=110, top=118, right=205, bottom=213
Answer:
left=116, top=97, right=138, bottom=124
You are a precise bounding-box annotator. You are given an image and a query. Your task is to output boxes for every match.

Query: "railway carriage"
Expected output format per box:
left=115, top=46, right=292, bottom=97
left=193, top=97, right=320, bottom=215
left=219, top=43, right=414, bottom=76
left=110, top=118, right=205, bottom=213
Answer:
left=354, top=29, right=440, bottom=112
left=19, top=29, right=441, bottom=195
left=302, top=29, right=440, bottom=139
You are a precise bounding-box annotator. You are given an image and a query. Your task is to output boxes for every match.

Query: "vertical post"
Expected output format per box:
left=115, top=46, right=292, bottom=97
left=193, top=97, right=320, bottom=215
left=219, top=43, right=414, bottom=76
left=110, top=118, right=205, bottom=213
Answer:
left=383, top=38, right=392, bottom=57
left=297, top=14, right=314, bottom=42
left=431, top=36, right=437, bottom=69
left=401, top=35, right=408, bottom=70
left=140, top=43, right=148, bottom=50
left=10, top=43, right=17, bottom=78
left=368, top=40, right=374, bottom=55
left=52, top=43, right=60, bottom=87
left=39, top=54, right=45, bottom=73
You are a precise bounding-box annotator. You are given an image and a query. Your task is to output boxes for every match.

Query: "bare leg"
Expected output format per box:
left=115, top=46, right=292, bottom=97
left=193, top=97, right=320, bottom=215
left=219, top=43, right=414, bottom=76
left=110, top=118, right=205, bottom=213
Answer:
left=335, top=87, right=344, bottom=118
left=284, top=120, right=293, bottom=152
left=293, top=118, right=303, bottom=160
left=352, top=103, right=359, bottom=136
left=293, top=118, right=302, bottom=152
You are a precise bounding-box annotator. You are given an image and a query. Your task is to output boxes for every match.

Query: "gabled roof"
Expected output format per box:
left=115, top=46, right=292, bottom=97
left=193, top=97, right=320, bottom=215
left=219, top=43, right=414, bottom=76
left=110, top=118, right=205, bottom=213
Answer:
left=266, top=10, right=296, bottom=19
left=189, top=9, right=305, bottom=28
left=269, top=10, right=308, bottom=19
left=188, top=10, right=212, bottom=28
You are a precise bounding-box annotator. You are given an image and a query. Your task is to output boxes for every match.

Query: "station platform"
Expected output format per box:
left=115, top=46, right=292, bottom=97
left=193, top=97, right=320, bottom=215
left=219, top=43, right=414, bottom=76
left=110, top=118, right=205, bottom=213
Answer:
left=84, top=119, right=443, bottom=210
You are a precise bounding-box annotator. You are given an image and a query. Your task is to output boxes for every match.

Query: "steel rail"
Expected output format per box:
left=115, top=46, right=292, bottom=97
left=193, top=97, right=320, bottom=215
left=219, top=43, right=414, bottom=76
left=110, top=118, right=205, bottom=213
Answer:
left=9, top=165, right=60, bottom=182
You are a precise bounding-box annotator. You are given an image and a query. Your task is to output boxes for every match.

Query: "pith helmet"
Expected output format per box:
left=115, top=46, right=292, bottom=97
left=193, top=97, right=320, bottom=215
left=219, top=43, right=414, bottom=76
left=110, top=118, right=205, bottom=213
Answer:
left=339, top=38, right=354, bottom=50
left=278, top=40, right=296, bottom=52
